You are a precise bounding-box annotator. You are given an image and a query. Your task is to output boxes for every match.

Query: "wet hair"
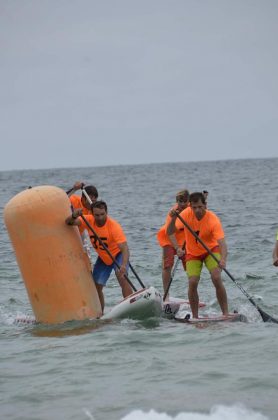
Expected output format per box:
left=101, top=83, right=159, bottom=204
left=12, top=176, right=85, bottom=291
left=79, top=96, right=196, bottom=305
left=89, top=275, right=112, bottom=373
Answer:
left=92, top=200, right=107, bottom=213
left=82, top=185, right=98, bottom=199
left=189, top=192, right=206, bottom=205
left=176, top=189, right=190, bottom=202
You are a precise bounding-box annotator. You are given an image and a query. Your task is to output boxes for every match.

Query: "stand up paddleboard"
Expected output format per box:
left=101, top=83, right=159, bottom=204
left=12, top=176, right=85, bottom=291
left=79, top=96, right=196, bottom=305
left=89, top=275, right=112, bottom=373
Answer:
left=174, top=311, right=248, bottom=324
left=15, top=315, right=37, bottom=325
left=162, top=297, right=206, bottom=318
left=101, top=286, right=162, bottom=321
left=15, top=286, right=163, bottom=324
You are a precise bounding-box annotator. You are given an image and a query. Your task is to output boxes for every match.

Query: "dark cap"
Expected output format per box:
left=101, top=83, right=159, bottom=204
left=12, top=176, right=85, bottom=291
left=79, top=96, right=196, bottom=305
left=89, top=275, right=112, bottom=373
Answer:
left=82, top=185, right=98, bottom=198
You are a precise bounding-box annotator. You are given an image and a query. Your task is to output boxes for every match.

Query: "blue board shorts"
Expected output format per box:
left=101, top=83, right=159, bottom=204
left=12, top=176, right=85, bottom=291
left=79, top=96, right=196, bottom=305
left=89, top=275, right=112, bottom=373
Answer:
left=92, top=253, right=129, bottom=286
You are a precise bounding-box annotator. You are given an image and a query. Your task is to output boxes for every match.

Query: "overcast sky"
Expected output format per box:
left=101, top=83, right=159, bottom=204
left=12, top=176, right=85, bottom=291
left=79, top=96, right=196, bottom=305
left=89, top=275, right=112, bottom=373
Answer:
left=1, top=0, right=278, bottom=171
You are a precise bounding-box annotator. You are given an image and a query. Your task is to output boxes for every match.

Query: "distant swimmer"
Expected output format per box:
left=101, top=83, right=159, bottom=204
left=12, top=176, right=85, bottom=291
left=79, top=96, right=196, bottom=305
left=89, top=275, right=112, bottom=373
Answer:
left=167, top=191, right=228, bottom=319
left=273, top=232, right=278, bottom=267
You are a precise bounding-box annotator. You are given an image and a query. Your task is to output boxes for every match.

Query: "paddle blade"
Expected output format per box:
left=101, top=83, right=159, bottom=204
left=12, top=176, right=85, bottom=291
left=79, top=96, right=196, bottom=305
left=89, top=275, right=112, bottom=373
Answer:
left=258, top=308, right=278, bottom=324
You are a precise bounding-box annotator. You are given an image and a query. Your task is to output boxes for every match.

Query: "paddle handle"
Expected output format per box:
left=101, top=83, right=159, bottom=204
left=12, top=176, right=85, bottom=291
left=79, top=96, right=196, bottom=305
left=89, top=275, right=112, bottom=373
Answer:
left=66, top=187, right=75, bottom=195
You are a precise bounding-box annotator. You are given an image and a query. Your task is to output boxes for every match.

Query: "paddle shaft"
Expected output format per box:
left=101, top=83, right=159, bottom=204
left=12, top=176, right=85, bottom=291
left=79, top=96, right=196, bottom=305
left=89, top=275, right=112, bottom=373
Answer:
left=128, top=263, right=145, bottom=288
left=82, top=187, right=146, bottom=289
left=163, top=242, right=185, bottom=302
left=175, top=212, right=278, bottom=324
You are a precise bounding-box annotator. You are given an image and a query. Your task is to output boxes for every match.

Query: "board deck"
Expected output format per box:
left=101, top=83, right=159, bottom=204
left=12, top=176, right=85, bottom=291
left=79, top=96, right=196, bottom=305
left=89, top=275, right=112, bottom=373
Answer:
left=15, top=287, right=162, bottom=324
left=15, top=316, right=36, bottom=325
left=174, top=312, right=248, bottom=323
left=101, top=286, right=162, bottom=321
left=162, top=297, right=206, bottom=318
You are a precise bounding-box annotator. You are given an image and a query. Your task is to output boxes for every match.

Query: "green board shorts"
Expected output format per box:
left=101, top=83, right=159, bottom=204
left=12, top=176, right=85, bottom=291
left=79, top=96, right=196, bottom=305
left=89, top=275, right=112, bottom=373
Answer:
left=186, top=253, right=221, bottom=278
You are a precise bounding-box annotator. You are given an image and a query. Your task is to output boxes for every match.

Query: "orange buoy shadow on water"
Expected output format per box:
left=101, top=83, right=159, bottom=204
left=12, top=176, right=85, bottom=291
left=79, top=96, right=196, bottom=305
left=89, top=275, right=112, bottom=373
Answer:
left=30, top=318, right=113, bottom=338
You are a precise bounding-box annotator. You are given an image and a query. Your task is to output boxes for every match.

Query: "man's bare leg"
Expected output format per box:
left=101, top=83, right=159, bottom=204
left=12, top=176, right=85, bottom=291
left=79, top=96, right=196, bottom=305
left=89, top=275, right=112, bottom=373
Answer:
left=188, top=276, right=200, bottom=318
left=162, top=267, right=172, bottom=300
left=116, top=274, right=133, bottom=298
left=211, top=268, right=229, bottom=315
left=95, top=283, right=105, bottom=314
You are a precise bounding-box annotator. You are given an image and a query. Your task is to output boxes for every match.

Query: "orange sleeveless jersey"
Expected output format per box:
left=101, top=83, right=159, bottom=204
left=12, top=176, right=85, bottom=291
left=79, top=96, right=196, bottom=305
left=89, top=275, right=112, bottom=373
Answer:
left=79, top=215, right=127, bottom=265
left=172, top=207, right=224, bottom=256
left=157, top=213, right=185, bottom=248
left=69, top=195, right=91, bottom=215
left=156, top=204, right=184, bottom=247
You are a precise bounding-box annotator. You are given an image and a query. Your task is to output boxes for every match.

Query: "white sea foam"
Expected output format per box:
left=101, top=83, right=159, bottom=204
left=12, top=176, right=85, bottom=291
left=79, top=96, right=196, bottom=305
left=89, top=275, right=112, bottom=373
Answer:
left=121, top=405, right=268, bottom=420
left=83, top=408, right=95, bottom=420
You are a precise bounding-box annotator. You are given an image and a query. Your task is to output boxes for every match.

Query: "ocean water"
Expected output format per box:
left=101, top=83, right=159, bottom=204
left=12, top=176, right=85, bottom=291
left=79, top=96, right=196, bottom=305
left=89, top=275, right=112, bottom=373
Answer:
left=0, top=158, right=278, bottom=420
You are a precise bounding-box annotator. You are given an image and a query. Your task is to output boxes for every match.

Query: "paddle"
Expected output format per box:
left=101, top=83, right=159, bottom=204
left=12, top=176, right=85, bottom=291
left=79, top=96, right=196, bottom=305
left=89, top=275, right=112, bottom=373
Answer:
left=175, top=211, right=278, bottom=324
left=81, top=187, right=146, bottom=289
left=66, top=182, right=85, bottom=195
left=163, top=242, right=185, bottom=302
left=66, top=187, right=75, bottom=195
left=128, top=263, right=146, bottom=288
left=79, top=213, right=137, bottom=293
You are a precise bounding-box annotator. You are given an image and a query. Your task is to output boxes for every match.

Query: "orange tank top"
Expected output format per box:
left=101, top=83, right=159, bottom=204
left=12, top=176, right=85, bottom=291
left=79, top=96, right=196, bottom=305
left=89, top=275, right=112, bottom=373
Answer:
left=79, top=215, right=127, bottom=265
left=173, top=207, right=224, bottom=256
left=69, top=195, right=91, bottom=215
left=157, top=213, right=185, bottom=248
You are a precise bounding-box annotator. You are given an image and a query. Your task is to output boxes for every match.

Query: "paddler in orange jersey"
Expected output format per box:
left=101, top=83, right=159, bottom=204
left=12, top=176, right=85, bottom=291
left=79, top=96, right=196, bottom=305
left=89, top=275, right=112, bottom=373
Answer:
left=67, top=182, right=99, bottom=267
left=167, top=192, right=229, bottom=319
left=157, top=190, right=190, bottom=299
left=65, top=200, right=132, bottom=313
left=67, top=181, right=99, bottom=215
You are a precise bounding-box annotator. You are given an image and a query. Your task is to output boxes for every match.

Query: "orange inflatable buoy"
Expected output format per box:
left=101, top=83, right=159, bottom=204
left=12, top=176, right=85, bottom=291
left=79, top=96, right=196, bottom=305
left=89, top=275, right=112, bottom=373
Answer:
left=4, top=185, right=102, bottom=324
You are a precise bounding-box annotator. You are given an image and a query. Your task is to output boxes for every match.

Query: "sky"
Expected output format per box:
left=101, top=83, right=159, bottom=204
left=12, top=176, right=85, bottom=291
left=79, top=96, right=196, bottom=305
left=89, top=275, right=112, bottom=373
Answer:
left=1, top=0, right=278, bottom=171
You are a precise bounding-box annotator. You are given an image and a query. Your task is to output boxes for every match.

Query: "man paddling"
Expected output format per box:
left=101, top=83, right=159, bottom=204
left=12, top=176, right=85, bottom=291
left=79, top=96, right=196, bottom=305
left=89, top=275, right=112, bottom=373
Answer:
left=157, top=190, right=189, bottom=299
left=167, top=192, right=229, bottom=319
left=65, top=200, right=132, bottom=313
left=67, top=181, right=99, bottom=214
left=66, top=182, right=99, bottom=265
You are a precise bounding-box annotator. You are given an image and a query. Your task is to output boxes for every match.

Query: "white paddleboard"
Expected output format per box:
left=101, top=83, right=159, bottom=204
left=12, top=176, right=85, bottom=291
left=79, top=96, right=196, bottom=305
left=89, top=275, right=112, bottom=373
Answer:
left=101, top=286, right=163, bottom=321
left=15, top=315, right=36, bottom=325
left=174, top=311, right=247, bottom=324
left=15, top=286, right=163, bottom=324
left=162, top=297, right=206, bottom=318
